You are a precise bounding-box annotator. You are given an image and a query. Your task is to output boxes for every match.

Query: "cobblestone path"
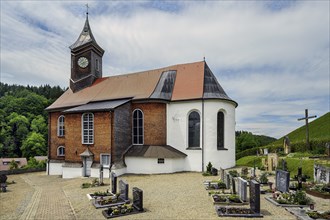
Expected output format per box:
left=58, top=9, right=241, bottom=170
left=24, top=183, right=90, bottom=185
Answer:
left=18, top=173, right=76, bottom=220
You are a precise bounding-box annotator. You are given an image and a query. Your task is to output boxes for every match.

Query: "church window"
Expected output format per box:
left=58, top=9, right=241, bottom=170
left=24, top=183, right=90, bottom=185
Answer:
left=132, top=109, right=143, bottom=145
left=82, top=113, right=94, bottom=144
left=57, top=146, right=65, bottom=156
left=188, top=111, right=200, bottom=148
left=217, top=111, right=225, bottom=149
left=57, top=115, right=65, bottom=137
left=100, top=154, right=110, bottom=168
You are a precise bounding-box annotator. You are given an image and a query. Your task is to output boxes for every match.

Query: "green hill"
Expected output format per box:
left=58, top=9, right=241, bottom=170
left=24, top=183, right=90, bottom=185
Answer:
left=273, top=112, right=330, bottom=145
left=236, top=112, right=330, bottom=159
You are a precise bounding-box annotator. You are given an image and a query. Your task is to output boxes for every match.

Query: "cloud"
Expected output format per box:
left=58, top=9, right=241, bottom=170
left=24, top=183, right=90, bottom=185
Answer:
left=1, top=1, right=329, bottom=138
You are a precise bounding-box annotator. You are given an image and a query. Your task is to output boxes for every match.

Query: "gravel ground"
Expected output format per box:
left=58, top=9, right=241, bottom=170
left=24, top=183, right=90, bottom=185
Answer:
left=0, top=172, right=329, bottom=220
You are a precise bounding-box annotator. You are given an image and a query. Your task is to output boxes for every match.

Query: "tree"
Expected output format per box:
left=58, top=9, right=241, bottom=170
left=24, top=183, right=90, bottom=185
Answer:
left=21, top=132, right=46, bottom=158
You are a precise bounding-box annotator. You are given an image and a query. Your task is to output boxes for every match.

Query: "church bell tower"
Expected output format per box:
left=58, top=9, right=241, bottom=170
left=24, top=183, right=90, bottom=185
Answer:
left=69, top=11, right=104, bottom=92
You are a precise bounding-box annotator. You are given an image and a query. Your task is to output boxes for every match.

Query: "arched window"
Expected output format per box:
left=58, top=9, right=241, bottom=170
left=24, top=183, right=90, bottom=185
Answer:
left=82, top=113, right=94, bottom=144
left=132, top=109, right=143, bottom=145
left=188, top=111, right=200, bottom=148
left=57, top=115, right=65, bottom=137
left=217, top=111, right=225, bottom=149
left=57, top=146, right=65, bottom=156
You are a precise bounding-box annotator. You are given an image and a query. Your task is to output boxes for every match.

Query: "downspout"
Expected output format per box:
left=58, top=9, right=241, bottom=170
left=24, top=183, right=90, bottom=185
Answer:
left=47, top=112, right=51, bottom=175
left=109, top=110, right=112, bottom=178
left=202, top=99, right=205, bottom=172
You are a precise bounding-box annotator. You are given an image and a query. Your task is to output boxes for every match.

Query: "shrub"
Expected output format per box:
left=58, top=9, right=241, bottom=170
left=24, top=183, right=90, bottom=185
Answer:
left=228, top=170, right=239, bottom=177
left=259, top=172, right=268, bottom=184
left=9, top=160, right=18, bottom=170
left=206, top=162, right=213, bottom=174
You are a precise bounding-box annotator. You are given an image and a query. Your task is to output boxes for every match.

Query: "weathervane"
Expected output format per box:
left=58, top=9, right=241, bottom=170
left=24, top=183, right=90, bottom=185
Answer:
left=85, top=3, right=89, bottom=16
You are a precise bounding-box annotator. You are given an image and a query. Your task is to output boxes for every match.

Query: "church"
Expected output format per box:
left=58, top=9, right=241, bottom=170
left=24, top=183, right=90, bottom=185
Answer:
left=46, top=14, right=237, bottom=178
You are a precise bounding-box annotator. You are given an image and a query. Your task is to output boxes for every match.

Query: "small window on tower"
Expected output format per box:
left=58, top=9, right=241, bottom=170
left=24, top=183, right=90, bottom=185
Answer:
left=96, top=59, right=99, bottom=71
left=158, top=158, right=165, bottom=164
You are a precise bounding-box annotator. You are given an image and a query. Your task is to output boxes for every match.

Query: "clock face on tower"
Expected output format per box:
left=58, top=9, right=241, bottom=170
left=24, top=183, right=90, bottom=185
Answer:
left=77, top=57, right=89, bottom=68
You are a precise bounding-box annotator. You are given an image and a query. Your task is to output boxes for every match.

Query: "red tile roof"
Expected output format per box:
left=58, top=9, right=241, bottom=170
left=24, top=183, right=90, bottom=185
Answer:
left=46, top=61, right=236, bottom=111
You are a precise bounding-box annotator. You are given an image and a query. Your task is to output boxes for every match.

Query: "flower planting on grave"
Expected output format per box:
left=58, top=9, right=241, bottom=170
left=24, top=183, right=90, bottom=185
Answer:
left=81, top=178, right=102, bottom=188
left=307, top=210, right=330, bottom=220
left=304, top=182, right=330, bottom=199
left=272, top=190, right=313, bottom=205
left=212, top=194, right=245, bottom=205
left=205, top=180, right=226, bottom=191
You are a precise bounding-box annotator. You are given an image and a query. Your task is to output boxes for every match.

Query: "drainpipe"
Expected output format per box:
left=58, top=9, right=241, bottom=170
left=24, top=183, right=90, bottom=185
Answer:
left=202, top=99, right=205, bottom=172
left=109, top=111, right=112, bottom=179
left=47, top=113, right=51, bottom=175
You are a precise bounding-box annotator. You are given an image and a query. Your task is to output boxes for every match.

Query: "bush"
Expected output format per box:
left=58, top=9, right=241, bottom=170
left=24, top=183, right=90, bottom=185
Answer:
left=259, top=172, right=268, bottom=184
left=9, top=160, right=18, bottom=170
left=22, top=157, right=46, bottom=169
left=206, top=162, right=213, bottom=174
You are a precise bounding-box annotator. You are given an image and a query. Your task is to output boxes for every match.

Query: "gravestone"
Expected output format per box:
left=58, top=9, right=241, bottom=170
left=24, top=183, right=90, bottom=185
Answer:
left=231, top=176, right=236, bottom=194
left=219, top=168, right=225, bottom=181
left=264, top=148, right=268, bottom=155
left=119, top=179, right=129, bottom=201
left=111, top=172, right=117, bottom=194
left=296, top=167, right=306, bottom=190
left=250, top=180, right=261, bottom=214
left=283, top=136, right=291, bottom=154
left=241, top=167, right=248, bottom=176
left=133, top=187, right=143, bottom=211
left=99, top=165, right=104, bottom=185
left=237, top=177, right=247, bottom=202
left=281, top=159, right=288, bottom=171
left=314, top=164, right=330, bottom=184
left=326, top=142, right=330, bottom=157
left=267, top=153, right=278, bottom=171
left=276, top=170, right=290, bottom=192
left=225, top=173, right=230, bottom=189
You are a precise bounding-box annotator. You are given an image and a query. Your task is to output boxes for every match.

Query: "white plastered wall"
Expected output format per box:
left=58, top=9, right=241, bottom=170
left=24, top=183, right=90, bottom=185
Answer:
left=62, top=167, right=83, bottom=179
left=48, top=162, right=64, bottom=175
left=203, top=100, right=236, bottom=169
left=125, top=157, right=185, bottom=174
left=166, top=100, right=236, bottom=172
left=167, top=101, right=203, bottom=171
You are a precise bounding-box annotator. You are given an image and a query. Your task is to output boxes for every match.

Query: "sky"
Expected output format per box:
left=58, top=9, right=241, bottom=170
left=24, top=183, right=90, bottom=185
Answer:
left=1, top=1, right=329, bottom=139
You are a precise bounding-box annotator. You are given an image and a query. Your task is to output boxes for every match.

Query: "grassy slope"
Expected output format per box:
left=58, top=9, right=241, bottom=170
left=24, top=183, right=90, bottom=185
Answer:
left=236, top=155, right=329, bottom=181
left=272, top=112, right=330, bottom=145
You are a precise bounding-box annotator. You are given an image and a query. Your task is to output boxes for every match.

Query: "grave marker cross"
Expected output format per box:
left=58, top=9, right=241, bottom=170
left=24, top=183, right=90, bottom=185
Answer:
left=297, top=109, right=316, bottom=150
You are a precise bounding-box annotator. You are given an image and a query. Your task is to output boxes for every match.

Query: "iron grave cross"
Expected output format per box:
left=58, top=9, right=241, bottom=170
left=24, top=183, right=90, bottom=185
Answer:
left=297, top=109, right=317, bottom=151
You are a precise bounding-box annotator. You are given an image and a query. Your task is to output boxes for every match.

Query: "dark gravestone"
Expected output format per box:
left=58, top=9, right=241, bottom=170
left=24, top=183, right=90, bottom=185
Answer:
left=211, top=167, right=218, bottom=176
left=276, top=170, right=290, bottom=192
left=231, top=177, right=236, bottom=194
left=99, top=165, right=104, bottom=185
left=111, top=172, right=117, bottom=194
left=250, top=180, right=260, bottom=214
left=119, top=179, right=129, bottom=201
left=0, top=174, right=7, bottom=192
left=296, top=167, right=303, bottom=190
left=226, top=174, right=231, bottom=189
left=281, top=159, right=288, bottom=171
left=133, top=187, right=143, bottom=211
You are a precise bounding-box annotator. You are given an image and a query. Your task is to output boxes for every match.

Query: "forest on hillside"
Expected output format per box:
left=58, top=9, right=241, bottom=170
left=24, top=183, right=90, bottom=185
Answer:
left=235, top=131, right=277, bottom=153
left=0, top=83, right=65, bottom=158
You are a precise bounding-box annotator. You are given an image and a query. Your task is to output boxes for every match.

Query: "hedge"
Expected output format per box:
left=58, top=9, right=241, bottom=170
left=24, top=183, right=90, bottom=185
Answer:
left=236, top=139, right=330, bottom=160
